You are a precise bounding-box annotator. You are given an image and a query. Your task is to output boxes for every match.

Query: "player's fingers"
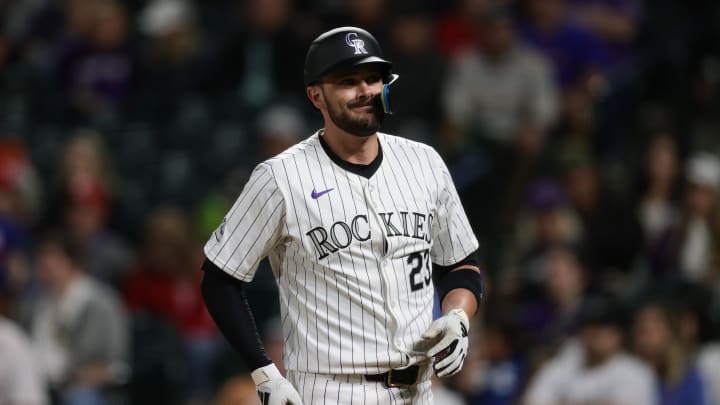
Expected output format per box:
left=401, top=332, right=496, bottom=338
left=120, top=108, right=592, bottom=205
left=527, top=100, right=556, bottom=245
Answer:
left=427, top=337, right=458, bottom=358
left=436, top=350, right=465, bottom=377
left=434, top=341, right=464, bottom=370
left=437, top=355, right=464, bottom=378
left=434, top=354, right=460, bottom=377
left=421, top=320, right=444, bottom=339
left=433, top=342, right=461, bottom=370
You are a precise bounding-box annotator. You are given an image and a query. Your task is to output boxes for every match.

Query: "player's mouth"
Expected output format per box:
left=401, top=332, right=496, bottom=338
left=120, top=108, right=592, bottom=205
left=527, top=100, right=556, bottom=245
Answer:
left=348, top=99, right=376, bottom=112
left=350, top=104, right=375, bottom=112
left=352, top=105, right=375, bottom=113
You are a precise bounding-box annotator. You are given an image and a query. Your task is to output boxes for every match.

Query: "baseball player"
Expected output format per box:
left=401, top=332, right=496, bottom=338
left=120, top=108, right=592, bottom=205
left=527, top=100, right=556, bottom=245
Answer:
left=201, top=26, right=484, bottom=405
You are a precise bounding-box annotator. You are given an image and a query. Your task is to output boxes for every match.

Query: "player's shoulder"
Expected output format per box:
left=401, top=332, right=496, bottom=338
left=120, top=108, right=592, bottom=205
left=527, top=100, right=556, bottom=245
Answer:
left=378, top=132, right=440, bottom=159
left=379, top=132, right=445, bottom=164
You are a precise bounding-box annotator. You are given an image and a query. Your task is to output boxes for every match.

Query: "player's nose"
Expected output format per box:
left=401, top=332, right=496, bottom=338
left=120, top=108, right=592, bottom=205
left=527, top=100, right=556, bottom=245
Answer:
left=356, top=80, right=373, bottom=97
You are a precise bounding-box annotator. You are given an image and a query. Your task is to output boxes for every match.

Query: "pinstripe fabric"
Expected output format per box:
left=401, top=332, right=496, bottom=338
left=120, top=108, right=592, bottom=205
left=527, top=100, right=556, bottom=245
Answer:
left=287, top=370, right=433, bottom=405
left=204, top=131, right=478, bottom=385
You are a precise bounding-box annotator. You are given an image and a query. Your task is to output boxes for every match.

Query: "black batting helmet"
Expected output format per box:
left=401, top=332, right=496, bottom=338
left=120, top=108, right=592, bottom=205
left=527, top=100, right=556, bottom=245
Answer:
left=303, top=27, right=398, bottom=87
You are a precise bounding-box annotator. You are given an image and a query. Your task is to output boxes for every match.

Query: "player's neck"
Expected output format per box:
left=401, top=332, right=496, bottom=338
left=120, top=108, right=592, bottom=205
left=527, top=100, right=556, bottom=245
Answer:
left=321, top=127, right=379, bottom=165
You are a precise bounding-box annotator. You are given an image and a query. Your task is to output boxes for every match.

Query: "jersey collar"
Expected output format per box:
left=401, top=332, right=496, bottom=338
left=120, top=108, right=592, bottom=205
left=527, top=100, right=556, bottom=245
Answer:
left=318, top=130, right=383, bottom=179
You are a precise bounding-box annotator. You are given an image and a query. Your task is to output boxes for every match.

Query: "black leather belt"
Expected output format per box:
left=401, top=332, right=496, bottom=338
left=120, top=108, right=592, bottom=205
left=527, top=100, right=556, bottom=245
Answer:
left=365, top=365, right=420, bottom=388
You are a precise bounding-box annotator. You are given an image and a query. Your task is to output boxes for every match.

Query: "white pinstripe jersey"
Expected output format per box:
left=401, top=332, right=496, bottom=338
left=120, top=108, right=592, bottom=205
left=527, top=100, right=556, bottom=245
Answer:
left=204, top=131, right=478, bottom=375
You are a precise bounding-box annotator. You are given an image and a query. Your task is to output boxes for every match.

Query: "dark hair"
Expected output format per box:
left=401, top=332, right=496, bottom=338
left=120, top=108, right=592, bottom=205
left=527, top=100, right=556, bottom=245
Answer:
left=39, top=229, right=84, bottom=265
left=578, top=295, right=627, bottom=330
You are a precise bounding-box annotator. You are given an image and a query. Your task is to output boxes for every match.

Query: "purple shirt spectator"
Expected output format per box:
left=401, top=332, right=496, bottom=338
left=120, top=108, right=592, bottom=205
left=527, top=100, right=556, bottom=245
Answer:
left=53, top=0, right=136, bottom=115
left=569, top=0, right=643, bottom=63
left=57, top=41, right=136, bottom=108
left=519, top=21, right=609, bottom=88
left=0, top=218, right=28, bottom=291
left=657, top=365, right=708, bottom=405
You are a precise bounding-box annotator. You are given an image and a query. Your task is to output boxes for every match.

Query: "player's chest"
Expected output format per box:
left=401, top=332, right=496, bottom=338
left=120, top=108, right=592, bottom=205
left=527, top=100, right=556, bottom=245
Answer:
left=284, top=171, right=438, bottom=261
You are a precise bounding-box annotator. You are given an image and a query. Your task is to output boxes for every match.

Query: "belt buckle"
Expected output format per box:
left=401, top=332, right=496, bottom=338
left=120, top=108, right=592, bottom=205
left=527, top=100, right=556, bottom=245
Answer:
left=385, top=369, right=412, bottom=388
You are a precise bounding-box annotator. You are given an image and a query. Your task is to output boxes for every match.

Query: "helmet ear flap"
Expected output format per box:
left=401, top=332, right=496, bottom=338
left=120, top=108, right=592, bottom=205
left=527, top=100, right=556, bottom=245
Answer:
left=385, top=73, right=399, bottom=86
left=380, top=74, right=399, bottom=115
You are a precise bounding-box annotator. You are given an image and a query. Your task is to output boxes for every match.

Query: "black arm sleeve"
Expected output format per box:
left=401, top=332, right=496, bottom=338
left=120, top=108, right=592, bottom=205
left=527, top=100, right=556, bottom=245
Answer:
left=200, top=258, right=271, bottom=371
left=432, top=250, right=484, bottom=305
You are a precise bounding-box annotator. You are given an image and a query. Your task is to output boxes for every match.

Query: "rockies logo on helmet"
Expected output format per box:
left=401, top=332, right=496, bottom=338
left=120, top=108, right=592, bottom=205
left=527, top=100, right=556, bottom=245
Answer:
left=345, top=32, right=368, bottom=55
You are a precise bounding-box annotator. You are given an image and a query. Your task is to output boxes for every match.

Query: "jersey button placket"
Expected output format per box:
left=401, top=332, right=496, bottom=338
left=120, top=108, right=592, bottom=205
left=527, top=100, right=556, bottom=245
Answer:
left=363, top=181, right=404, bottom=353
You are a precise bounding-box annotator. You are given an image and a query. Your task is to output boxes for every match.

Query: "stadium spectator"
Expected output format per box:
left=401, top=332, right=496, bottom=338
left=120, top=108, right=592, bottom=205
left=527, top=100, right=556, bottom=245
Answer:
left=384, top=6, right=446, bottom=144
left=443, top=5, right=557, bottom=149
left=523, top=297, right=656, bottom=405
left=54, top=0, right=138, bottom=121
left=0, top=137, right=43, bottom=225
left=635, top=133, right=682, bottom=275
left=441, top=4, right=558, bottom=252
left=501, top=178, right=581, bottom=292
left=28, top=230, right=129, bottom=405
left=568, top=0, right=642, bottom=64
left=64, top=181, right=133, bottom=287
left=201, top=0, right=307, bottom=108
left=341, top=0, right=390, bottom=46
left=47, top=131, right=133, bottom=288
left=698, top=341, right=720, bottom=405
left=560, top=152, right=644, bottom=290
left=0, top=315, right=49, bottom=405
left=123, top=206, right=217, bottom=403
left=662, top=152, right=720, bottom=284
left=134, top=0, right=213, bottom=121
left=518, top=0, right=609, bottom=90
left=256, top=104, right=306, bottom=160
left=435, top=0, right=488, bottom=57
left=632, top=300, right=709, bottom=405
left=518, top=245, right=588, bottom=359
left=456, top=316, right=525, bottom=405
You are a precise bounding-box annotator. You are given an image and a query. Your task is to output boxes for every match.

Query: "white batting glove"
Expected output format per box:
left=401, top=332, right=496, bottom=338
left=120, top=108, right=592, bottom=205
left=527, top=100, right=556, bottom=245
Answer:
left=251, top=364, right=304, bottom=405
left=422, top=308, right=469, bottom=377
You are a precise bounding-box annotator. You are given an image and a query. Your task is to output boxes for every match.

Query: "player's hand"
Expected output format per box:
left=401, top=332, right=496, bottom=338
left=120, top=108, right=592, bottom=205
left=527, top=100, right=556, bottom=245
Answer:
left=252, top=364, right=304, bottom=405
left=422, top=308, right=469, bottom=378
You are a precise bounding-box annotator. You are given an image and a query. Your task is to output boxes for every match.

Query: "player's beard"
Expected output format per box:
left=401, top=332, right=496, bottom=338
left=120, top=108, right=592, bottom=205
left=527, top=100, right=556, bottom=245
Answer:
left=324, top=90, right=385, bottom=137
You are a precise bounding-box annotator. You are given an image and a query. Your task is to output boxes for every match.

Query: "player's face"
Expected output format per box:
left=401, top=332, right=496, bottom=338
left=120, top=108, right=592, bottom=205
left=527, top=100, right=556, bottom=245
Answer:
left=318, top=65, right=385, bottom=137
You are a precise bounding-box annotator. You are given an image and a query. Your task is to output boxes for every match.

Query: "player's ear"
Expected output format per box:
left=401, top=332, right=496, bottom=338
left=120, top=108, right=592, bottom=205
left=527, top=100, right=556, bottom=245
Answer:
left=306, top=85, right=325, bottom=110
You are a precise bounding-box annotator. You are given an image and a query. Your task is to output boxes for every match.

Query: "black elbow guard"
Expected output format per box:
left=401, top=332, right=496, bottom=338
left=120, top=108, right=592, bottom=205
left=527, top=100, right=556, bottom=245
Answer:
left=435, top=268, right=484, bottom=305
left=433, top=251, right=484, bottom=305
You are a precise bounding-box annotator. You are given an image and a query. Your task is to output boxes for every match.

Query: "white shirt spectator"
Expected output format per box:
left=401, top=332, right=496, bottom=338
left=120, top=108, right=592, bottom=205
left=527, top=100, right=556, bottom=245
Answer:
left=443, top=46, right=557, bottom=143
left=0, top=316, right=49, bottom=405
left=524, top=340, right=657, bottom=405
left=697, top=343, right=720, bottom=405
left=31, top=274, right=129, bottom=386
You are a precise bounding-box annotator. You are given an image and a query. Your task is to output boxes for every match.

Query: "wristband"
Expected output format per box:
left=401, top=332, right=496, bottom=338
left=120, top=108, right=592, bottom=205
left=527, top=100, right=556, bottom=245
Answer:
left=251, top=363, right=283, bottom=385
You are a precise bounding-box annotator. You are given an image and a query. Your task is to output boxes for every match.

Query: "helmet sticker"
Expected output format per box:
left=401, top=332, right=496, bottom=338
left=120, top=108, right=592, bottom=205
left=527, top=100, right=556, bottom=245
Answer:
left=345, top=33, right=368, bottom=55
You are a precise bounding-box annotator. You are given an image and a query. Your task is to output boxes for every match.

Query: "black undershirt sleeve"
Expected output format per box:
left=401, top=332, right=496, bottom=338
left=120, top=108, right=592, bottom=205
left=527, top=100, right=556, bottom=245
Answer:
left=200, top=258, right=271, bottom=371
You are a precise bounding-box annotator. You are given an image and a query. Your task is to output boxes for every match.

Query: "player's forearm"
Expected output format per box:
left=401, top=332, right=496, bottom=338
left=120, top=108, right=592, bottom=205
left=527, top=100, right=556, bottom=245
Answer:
left=433, top=251, right=483, bottom=318
left=200, top=258, right=272, bottom=370
left=441, top=285, right=478, bottom=318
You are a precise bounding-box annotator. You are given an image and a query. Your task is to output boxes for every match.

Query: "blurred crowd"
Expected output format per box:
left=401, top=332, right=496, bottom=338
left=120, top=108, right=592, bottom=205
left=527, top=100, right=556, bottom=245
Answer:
left=1, top=0, right=720, bottom=404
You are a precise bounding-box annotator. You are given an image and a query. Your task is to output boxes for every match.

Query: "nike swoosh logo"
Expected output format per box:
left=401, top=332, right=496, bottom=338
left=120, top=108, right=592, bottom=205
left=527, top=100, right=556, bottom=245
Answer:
left=311, top=188, right=334, bottom=199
